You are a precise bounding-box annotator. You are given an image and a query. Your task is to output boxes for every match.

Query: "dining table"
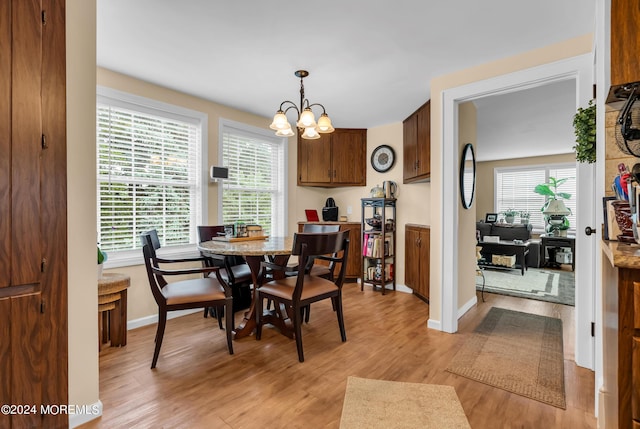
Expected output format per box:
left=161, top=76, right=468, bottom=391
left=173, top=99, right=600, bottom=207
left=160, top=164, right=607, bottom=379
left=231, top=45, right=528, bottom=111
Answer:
left=198, top=236, right=294, bottom=339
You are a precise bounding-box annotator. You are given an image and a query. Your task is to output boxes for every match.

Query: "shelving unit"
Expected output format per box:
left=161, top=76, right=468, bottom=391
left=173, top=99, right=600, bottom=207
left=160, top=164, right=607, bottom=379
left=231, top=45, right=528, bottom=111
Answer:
left=361, top=198, right=396, bottom=294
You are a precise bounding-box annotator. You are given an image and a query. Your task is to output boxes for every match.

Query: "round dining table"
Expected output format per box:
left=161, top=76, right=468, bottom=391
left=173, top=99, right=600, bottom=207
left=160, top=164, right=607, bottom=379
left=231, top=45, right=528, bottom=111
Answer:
left=198, top=236, right=293, bottom=339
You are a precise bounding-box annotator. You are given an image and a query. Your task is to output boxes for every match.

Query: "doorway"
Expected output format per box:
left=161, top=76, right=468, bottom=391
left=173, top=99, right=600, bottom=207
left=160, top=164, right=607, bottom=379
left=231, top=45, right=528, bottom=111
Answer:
left=439, top=53, right=596, bottom=370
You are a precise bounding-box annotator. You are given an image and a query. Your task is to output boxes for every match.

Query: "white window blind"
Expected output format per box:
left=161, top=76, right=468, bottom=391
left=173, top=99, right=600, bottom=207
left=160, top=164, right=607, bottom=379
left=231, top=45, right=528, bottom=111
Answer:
left=495, top=163, right=576, bottom=231
left=220, top=121, right=286, bottom=237
left=97, top=90, right=205, bottom=256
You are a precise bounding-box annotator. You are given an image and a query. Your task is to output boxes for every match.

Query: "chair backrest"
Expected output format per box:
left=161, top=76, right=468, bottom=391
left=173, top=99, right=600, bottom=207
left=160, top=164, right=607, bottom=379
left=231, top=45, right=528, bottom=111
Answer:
left=197, top=225, right=226, bottom=242
left=140, top=233, right=167, bottom=304
left=140, top=229, right=161, bottom=252
left=300, top=224, right=341, bottom=270
left=197, top=225, right=245, bottom=267
left=290, top=230, right=350, bottom=301
left=302, top=224, right=340, bottom=234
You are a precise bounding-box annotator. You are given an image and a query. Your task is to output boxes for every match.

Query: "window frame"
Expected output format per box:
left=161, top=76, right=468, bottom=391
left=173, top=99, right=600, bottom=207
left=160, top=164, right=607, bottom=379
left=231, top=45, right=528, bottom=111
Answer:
left=97, top=86, right=208, bottom=268
left=217, top=118, right=288, bottom=237
left=494, top=162, right=577, bottom=235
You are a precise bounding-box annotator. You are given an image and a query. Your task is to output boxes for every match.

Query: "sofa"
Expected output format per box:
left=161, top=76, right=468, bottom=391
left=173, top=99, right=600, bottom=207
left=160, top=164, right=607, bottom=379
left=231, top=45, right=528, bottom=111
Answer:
left=476, top=221, right=541, bottom=268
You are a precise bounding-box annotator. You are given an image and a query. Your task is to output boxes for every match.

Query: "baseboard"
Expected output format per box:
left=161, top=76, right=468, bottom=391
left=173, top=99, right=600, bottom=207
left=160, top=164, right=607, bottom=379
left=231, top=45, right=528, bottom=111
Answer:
left=457, top=296, right=477, bottom=319
left=69, top=400, right=102, bottom=428
left=427, top=318, right=441, bottom=330
left=127, top=308, right=202, bottom=331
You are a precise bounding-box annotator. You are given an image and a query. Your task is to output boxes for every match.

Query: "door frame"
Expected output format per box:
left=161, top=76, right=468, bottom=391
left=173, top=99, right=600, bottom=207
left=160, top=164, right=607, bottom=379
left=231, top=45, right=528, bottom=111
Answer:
left=439, top=53, right=595, bottom=369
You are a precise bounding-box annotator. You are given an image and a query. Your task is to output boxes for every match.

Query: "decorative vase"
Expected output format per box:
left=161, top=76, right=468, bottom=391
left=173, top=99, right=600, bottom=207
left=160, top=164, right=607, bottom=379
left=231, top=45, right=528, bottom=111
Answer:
left=505, top=215, right=514, bottom=224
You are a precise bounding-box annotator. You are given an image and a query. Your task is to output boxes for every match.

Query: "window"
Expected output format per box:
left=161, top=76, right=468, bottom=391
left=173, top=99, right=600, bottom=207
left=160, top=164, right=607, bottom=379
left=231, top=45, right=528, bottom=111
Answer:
left=219, top=119, right=287, bottom=237
left=97, top=87, right=207, bottom=265
left=495, top=164, right=576, bottom=232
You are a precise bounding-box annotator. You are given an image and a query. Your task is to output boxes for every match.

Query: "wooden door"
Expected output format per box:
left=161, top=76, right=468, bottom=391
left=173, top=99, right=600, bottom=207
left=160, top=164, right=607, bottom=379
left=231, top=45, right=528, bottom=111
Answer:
left=404, top=225, right=421, bottom=291
left=332, top=129, right=366, bottom=186
left=340, top=223, right=362, bottom=280
left=417, top=228, right=430, bottom=300
left=0, top=1, right=68, bottom=427
left=416, top=101, right=431, bottom=179
left=298, top=133, right=331, bottom=185
left=403, top=114, right=417, bottom=183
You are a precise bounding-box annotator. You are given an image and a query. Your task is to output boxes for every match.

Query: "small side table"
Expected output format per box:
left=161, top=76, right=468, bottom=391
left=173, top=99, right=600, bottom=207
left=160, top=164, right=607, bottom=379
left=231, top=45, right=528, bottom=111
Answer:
left=540, top=234, right=575, bottom=271
left=98, top=272, right=130, bottom=351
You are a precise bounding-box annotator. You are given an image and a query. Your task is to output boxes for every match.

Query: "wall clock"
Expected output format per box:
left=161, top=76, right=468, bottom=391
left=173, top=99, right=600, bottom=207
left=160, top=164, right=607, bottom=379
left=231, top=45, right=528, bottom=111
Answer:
left=371, top=145, right=395, bottom=173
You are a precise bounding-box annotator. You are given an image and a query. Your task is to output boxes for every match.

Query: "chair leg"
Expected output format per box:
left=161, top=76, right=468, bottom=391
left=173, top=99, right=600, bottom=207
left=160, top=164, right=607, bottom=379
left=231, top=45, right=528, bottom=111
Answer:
left=334, top=295, right=347, bottom=342
left=303, top=304, right=311, bottom=323
left=224, top=298, right=234, bottom=355
left=216, top=305, right=224, bottom=330
left=293, top=304, right=304, bottom=362
left=203, top=307, right=209, bottom=318
left=151, top=309, right=167, bottom=369
left=255, top=292, right=264, bottom=340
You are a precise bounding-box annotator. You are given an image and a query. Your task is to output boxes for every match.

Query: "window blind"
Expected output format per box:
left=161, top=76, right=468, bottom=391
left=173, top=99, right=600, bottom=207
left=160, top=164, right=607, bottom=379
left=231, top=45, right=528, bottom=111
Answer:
left=495, top=164, right=576, bottom=231
left=221, top=123, right=285, bottom=237
left=97, top=100, right=202, bottom=252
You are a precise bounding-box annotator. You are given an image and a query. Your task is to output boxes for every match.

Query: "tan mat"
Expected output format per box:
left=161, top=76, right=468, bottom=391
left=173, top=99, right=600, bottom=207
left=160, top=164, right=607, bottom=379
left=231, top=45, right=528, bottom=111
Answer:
left=447, top=307, right=566, bottom=408
left=339, top=376, right=471, bottom=429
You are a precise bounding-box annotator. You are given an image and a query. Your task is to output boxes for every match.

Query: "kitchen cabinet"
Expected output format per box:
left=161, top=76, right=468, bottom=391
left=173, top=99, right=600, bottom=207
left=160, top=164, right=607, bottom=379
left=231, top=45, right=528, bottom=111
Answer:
left=298, top=128, right=367, bottom=187
left=601, top=241, right=640, bottom=429
left=0, top=1, right=68, bottom=427
left=403, top=100, right=430, bottom=183
left=611, top=0, right=640, bottom=89
left=405, top=224, right=430, bottom=301
left=298, top=222, right=362, bottom=281
left=361, top=198, right=396, bottom=294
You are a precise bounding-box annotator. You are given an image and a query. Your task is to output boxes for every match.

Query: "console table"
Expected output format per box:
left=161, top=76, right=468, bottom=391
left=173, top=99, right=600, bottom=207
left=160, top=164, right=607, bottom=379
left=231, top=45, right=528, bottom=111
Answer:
left=477, top=240, right=529, bottom=275
left=540, top=234, right=575, bottom=271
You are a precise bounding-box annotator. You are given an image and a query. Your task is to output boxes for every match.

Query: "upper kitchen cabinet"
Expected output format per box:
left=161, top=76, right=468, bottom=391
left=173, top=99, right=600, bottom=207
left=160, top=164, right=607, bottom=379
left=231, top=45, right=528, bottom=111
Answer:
left=611, top=0, right=640, bottom=89
left=298, top=128, right=367, bottom=187
left=403, top=100, right=430, bottom=183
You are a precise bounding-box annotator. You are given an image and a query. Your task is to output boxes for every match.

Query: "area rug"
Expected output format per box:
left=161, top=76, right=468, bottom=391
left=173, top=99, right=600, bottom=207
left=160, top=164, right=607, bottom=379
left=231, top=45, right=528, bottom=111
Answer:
left=339, top=377, right=471, bottom=429
left=478, top=267, right=575, bottom=306
left=447, top=307, right=566, bottom=409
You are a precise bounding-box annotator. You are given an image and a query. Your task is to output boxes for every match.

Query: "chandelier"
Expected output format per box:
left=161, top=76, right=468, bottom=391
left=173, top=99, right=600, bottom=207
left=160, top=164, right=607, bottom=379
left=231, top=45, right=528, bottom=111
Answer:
left=269, top=70, right=334, bottom=140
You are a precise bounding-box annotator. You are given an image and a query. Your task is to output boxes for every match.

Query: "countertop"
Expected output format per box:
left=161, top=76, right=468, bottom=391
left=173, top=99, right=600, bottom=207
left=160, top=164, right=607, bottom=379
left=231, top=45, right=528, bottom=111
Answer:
left=602, top=239, right=640, bottom=269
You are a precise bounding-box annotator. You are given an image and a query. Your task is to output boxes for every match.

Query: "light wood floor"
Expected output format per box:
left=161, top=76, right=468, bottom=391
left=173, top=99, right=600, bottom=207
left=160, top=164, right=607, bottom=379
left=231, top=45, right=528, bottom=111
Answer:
left=80, top=285, right=596, bottom=429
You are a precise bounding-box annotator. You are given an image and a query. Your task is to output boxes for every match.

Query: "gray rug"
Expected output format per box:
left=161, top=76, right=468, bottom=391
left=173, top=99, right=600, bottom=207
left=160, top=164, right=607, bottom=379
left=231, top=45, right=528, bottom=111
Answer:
left=477, top=267, right=575, bottom=306
left=447, top=307, right=566, bottom=409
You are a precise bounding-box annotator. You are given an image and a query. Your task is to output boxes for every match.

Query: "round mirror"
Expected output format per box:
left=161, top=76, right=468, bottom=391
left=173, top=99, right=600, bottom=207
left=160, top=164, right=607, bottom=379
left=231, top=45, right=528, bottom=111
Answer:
left=460, top=143, right=476, bottom=209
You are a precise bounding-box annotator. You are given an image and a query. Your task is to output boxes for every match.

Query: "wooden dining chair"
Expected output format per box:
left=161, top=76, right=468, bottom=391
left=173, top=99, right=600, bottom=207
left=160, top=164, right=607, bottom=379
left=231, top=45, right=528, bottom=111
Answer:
left=255, top=230, right=350, bottom=362
left=285, top=224, right=341, bottom=323
left=197, top=225, right=253, bottom=325
left=140, top=230, right=234, bottom=368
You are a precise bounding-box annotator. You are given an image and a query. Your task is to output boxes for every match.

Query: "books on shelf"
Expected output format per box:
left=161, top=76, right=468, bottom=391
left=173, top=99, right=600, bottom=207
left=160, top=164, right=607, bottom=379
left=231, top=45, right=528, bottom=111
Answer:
left=362, top=233, right=393, bottom=258
left=364, top=261, right=394, bottom=282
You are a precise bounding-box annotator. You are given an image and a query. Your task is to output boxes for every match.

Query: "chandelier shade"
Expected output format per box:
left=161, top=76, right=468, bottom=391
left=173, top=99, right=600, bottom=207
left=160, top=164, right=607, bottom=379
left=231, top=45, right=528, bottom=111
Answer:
left=271, top=70, right=334, bottom=140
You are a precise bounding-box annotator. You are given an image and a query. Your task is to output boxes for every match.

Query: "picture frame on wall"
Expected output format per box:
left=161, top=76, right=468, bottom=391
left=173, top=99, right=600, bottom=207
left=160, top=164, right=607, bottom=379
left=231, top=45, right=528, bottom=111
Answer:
left=485, top=213, right=498, bottom=223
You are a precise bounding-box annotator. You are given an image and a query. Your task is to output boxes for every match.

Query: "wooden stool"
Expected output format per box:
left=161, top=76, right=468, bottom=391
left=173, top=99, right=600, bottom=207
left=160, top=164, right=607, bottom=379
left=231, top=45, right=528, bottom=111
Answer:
left=98, top=273, right=130, bottom=351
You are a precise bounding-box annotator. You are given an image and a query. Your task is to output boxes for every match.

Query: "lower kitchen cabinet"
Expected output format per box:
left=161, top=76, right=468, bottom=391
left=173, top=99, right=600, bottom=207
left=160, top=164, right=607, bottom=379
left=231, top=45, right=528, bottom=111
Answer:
left=405, top=224, right=430, bottom=301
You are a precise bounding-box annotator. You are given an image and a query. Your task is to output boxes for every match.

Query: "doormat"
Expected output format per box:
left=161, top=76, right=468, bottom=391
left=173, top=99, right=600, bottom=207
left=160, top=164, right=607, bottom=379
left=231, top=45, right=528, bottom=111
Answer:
left=447, top=307, right=566, bottom=409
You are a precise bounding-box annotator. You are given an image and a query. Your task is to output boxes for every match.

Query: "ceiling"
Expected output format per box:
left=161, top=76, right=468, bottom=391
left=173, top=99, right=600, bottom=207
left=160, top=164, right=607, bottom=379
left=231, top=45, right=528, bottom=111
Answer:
left=97, top=1, right=595, bottom=160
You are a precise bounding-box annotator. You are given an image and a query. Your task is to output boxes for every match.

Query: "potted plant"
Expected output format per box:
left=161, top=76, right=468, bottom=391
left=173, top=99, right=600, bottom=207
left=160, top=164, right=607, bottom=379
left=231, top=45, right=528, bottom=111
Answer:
left=501, top=208, right=517, bottom=224
left=572, top=99, right=596, bottom=164
left=98, top=245, right=107, bottom=278
left=519, top=210, right=531, bottom=224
